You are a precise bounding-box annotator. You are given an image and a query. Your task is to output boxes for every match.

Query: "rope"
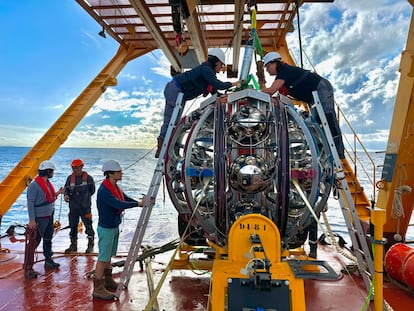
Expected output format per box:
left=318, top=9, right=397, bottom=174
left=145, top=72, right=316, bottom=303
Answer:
left=292, top=179, right=358, bottom=263
left=23, top=226, right=38, bottom=271
left=392, top=185, right=411, bottom=240
left=392, top=185, right=411, bottom=219
left=54, top=195, right=63, bottom=231
left=321, top=211, right=358, bottom=263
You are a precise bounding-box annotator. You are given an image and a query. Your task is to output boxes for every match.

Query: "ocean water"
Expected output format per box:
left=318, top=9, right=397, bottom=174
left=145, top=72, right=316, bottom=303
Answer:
left=0, top=147, right=178, bottom=251
left=0, top=146, right=412, bottom=250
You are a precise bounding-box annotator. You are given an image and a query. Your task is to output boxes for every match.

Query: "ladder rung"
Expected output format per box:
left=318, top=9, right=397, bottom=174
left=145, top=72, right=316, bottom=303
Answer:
left=115, top=93, right=185, bottom=298
left=313, top=91, right=374, bottom=293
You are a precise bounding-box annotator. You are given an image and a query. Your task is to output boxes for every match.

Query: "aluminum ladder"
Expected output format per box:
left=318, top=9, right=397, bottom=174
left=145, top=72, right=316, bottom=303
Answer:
left=115, top=92, right=185, bottom=299
left=312, top=91, right=374, bottom=292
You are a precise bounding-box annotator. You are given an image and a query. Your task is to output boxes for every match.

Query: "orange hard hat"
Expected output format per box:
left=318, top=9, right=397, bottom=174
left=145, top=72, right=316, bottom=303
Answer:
left=71, top=159, right=84, bottom=167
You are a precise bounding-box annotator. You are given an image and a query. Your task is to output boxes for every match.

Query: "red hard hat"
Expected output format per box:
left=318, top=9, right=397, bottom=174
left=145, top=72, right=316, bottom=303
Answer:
left=71, top=159, right=84, bottom=167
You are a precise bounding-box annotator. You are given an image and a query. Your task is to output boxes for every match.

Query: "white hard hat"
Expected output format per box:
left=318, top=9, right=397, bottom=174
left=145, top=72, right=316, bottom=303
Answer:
left=102, top=160, right=122, bottom=172
left=263, top=52, right=282, bottom=66
left=39, top=160, right=56, bottom=171
left=208, top=48, right=226, bottom=64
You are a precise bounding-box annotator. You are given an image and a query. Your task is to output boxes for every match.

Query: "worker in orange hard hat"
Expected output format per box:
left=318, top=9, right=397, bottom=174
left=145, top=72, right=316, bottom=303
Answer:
left=71, top=159, right=84, bottom=167
left=63, top=159, right=96, bottom=254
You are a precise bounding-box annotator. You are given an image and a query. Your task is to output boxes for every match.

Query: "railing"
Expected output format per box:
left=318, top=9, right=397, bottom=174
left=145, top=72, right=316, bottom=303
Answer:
left=293, top=49, right=379, bottom=202
left=336, top=104, right=378, bottom=202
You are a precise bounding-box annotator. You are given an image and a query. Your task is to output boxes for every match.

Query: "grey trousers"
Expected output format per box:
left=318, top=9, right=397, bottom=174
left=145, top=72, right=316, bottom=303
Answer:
left=159, top=80, right=182, bottom=139
left=315, top=79, right=345, bottom=158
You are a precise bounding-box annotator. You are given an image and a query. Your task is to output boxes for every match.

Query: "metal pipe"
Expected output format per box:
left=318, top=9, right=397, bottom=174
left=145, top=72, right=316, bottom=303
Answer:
left=239, top=41, right=255, bottom=81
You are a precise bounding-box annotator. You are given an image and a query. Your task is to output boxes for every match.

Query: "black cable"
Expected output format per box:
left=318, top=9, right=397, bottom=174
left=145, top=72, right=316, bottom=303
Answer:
left=295, top=0, right=304, bottom=68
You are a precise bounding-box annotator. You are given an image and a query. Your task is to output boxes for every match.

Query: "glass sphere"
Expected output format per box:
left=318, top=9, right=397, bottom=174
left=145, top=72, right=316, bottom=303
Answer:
left=229, top=155, right=271, bottom=193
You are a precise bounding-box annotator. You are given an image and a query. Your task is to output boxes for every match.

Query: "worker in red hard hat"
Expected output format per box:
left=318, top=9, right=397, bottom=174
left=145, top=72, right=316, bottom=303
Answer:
left=63, top=159, right=96, bottom=254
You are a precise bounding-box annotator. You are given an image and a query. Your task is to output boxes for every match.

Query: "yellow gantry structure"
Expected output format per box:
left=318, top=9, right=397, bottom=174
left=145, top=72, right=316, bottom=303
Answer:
left=376, top=3, right=414, bottom=238
left=1, top=2, right=414, bottom=310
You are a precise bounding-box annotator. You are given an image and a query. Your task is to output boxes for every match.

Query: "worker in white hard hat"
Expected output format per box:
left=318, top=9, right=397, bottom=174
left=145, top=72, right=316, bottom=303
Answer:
left=261, top=51, right=345, bottom=160
left=92, top=160, right=145, bottom=300
left=155, top=48, right=242, bottom=158
left=24, top=160, right=64, bottom=279
left=262, top=52, right=345, bottom=259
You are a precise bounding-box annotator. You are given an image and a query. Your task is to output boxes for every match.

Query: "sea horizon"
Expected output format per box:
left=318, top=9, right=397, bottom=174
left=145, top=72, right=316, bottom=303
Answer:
left=1, top=145, right=413, bottom=246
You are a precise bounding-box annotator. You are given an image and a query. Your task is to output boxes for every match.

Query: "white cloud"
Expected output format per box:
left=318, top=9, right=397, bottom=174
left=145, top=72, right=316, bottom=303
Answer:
left=120, top=73, right=138, bottom=80
left=87, top=88, right=162, bottom=117
left=0, top=0, right=411, bottom=152
left=65, top=123, right=159, bottom=148
left=150, top=53, right=172, bottom=78
left=286, top=0, right=411, bottom=150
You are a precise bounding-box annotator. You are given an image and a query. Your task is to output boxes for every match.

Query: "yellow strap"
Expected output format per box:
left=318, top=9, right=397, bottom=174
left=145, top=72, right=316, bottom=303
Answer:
left=251, top=8, right=257, bottom=29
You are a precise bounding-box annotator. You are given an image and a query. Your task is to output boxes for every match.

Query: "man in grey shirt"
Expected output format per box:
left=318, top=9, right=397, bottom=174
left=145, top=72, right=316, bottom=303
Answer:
left=23, top=160, right=64, bottom=279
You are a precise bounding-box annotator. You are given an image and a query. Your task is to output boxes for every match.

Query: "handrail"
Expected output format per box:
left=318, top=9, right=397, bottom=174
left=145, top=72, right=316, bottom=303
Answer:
left=336, top=104, right=378, bottom=202
left=291, top=48, right=378, bottom=201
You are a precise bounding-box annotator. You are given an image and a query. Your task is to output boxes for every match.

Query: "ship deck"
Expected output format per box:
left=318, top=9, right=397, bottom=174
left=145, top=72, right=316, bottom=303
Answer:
left=1, top=229, right=413, bottom=311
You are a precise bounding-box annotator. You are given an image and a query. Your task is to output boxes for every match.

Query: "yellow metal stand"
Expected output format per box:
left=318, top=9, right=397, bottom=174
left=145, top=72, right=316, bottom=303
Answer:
left=209, top=214, right=305, bottom=311
left=370, top=208, right=386, bottom=311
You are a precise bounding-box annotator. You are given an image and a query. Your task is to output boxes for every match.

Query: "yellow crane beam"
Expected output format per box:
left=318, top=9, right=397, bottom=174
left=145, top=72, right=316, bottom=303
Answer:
left=376, top=4, right=414, bottom=237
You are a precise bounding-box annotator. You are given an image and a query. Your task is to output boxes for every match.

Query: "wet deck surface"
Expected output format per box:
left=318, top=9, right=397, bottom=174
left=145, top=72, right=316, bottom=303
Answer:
left=1, top=230, right=414, bottom=311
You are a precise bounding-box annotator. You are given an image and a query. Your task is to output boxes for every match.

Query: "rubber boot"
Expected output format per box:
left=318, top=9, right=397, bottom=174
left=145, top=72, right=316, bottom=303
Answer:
left=93, top=278, right=115, bottom=300
left=44, top=257, right=60, bottom=269
left=25, top=269, right=39, bottom=279
left=309, top=241, right=317, bottom=259
left=85, top=236, right=94, bottom=253
left=64, top=237, right=77, bottom=254
left=154, top=137, right=163, bottom=158
left=104, top=268, right=119, bottom=290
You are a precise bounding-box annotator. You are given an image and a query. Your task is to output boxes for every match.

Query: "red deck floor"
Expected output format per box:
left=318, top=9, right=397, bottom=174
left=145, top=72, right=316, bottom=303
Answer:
left=1, top=230, right=413, bottom=311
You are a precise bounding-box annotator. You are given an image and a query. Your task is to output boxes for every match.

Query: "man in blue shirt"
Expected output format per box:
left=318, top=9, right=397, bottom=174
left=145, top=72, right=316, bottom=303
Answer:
left=92, top=160, right=144, bottom=300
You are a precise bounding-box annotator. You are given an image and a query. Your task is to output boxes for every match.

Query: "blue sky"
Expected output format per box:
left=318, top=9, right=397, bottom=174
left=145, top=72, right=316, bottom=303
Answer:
left=0, top=1, right=412, bottom=150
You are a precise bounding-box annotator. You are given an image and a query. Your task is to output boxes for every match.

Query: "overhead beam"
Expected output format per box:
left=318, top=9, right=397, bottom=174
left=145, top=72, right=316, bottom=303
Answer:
left=130, top=0, right=182, bottom=71
left=231, top=1, right=244, bottom=75
left=185, top=0, right=208, bottom=63
left=197, top=0, right=333, bottom=3
left=75, top=0, right=128, bottom=49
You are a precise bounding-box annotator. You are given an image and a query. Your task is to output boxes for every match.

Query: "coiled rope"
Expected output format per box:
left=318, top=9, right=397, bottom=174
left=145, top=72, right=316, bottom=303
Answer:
left=392, top=185, right=411, bottom=219
left=392, top=185, right=412, bottom=241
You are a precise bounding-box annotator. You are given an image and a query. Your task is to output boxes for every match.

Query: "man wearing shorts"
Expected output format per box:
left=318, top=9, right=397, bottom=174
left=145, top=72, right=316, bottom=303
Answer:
left=92, top=160, right=144, bottom=300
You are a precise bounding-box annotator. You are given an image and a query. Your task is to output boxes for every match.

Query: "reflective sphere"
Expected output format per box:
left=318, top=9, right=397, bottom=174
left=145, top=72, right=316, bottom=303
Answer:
left=228, top=106, right=267, bottom=143
left=191, top=130, right=214, bottom=166
left=195, top=185, right=214, bottom=206
left=229, top=155, right=271, bottom=193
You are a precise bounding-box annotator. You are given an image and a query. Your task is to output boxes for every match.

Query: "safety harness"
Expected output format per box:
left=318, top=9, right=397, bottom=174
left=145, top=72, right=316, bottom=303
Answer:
left=69, top=171, right=88, bottom=192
